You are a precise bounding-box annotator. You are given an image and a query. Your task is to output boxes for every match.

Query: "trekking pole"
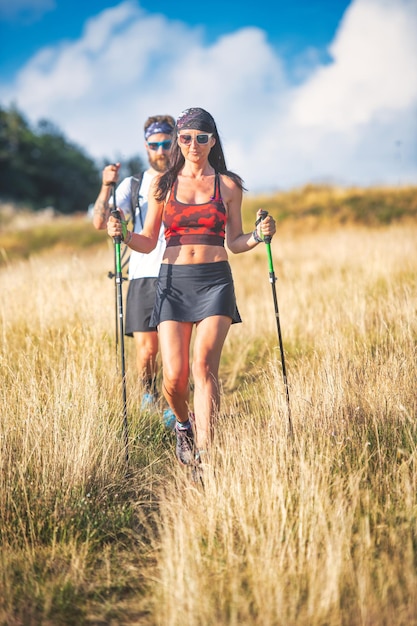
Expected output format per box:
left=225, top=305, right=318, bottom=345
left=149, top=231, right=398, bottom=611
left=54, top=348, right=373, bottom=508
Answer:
left=258, top=210, right=293, bottom=438
left=110, top=183, right=129, bottom=465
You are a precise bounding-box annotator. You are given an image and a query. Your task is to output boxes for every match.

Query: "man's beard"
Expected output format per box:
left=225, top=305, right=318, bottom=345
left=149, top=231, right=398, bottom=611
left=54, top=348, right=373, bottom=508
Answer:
left=149, top=153, right=169, bottom=173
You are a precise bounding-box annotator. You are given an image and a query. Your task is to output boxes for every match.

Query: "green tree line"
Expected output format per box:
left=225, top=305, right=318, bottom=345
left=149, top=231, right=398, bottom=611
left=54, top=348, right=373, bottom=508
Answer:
left=0, top=104, right=144, bottom=215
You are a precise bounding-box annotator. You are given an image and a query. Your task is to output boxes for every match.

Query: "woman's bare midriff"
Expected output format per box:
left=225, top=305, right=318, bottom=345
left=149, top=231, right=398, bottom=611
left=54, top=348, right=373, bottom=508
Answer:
left=162, top=244, right=228, bottom=265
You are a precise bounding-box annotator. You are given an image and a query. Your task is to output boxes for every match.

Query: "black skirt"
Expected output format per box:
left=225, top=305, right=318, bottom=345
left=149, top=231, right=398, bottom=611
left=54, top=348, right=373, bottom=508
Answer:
left=125, top=277, right=158, bottom=335
left=150, top=261, right=242, bottom=326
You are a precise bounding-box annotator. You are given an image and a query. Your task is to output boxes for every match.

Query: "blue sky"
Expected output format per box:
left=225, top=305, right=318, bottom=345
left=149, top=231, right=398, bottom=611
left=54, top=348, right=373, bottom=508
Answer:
left=0, top=0, right=350, bottom=79
left=1, top=0, right=416, bottom=192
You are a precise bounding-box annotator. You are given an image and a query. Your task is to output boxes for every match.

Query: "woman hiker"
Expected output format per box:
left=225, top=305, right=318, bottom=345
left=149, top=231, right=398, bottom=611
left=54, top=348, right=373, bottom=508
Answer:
left=107, top=107, right=276, bottom=470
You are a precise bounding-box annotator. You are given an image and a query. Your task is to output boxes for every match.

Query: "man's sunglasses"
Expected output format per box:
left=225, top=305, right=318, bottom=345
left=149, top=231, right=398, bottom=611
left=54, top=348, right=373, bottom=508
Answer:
left=178, top=133, right=213, bottom=145
left=147, top=140, right=172, bottom=151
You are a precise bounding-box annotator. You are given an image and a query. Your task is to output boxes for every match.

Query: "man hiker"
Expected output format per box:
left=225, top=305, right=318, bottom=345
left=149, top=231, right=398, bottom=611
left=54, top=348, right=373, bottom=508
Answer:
left=92, top=114, right=176, bottom=428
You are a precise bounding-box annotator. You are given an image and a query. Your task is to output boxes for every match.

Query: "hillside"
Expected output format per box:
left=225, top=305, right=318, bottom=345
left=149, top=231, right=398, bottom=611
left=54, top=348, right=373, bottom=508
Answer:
left=242, top=184, right=417, bottom=228
left=0, top=184, right=416, bottom=266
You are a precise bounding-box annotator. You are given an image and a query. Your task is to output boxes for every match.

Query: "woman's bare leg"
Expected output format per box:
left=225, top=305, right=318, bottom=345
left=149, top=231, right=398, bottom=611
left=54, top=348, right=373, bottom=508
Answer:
left=158, top=320, right=193, bottom=423
left=192, top=315, right=232, bottom=450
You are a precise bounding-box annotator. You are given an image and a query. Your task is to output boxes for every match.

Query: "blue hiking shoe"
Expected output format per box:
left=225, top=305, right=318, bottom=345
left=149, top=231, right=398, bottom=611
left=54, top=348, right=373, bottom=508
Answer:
left=174, top=420, right=195, bottom=466
left=162, top=408, right=176, bottom=431
left=141, top=392, right=157, bottom=410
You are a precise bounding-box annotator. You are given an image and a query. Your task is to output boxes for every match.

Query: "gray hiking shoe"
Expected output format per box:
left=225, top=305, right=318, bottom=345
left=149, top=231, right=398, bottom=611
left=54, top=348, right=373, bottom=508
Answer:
left=175, top=421, right=195, bottom=466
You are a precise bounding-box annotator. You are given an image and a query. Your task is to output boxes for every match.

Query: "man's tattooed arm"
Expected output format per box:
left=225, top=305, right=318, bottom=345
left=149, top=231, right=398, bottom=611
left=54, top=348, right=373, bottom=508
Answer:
left=92, top=196, right=110, bottom=230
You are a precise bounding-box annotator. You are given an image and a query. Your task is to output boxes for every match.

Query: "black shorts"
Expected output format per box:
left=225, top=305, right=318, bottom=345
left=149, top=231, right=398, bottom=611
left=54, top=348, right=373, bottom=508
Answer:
left=150, top=261, right=242, bottom=326
left=125, top=277, right=158, bottom=335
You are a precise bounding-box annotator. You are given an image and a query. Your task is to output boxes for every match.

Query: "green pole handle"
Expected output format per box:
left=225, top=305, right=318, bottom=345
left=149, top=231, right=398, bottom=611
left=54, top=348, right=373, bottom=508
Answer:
left=258, top=210, right=275, bottom=280
left=265, top=241, right=274, bottom=277
left=114, top=241, right=122, bottom=273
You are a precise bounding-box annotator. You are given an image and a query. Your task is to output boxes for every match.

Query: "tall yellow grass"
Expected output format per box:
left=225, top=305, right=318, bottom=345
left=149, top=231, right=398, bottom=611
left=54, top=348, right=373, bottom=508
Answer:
left=0, top=223, right=416, bottom=625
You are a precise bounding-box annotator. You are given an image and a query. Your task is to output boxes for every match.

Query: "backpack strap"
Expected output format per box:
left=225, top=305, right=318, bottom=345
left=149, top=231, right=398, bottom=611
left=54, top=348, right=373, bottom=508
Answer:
left=130, top=171, right=144, bottom=230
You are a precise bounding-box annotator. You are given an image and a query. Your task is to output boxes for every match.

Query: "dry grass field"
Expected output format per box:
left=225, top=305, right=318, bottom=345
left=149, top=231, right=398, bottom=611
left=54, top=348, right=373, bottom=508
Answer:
left=0, top=195, right=416, bottom=625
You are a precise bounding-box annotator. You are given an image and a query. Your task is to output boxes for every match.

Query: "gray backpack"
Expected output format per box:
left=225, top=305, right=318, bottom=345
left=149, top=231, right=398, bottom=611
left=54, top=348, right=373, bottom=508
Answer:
left=130, top=172, right=144, bottom=230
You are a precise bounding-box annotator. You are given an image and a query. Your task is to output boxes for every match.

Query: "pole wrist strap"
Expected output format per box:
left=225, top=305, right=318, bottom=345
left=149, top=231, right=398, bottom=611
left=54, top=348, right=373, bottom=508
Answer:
left=120, top=220, right=129, bottom=241
left=123, top=230, right=133, bottom=245
left=252, top=227, right=264, bottom=243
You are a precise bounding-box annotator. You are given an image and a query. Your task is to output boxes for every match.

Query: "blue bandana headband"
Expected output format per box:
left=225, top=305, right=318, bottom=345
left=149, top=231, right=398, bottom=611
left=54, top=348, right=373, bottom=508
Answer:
left=145, top=121, right=174, bottom=139
left=176, top=108, right=215, bottom=133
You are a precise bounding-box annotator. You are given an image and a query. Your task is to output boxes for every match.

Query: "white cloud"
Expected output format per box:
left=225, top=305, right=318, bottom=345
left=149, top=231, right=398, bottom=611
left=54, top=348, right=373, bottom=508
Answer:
left=290, top=0, right=417, bottom=130
left=0, top=0, right=416, bottom=191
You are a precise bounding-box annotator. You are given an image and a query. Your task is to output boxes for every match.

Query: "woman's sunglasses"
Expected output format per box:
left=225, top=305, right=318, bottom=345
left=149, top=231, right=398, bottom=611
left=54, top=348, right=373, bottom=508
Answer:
left=147, top=140, right=172, bottom=151
left=178, top=133, right=213, bottom=146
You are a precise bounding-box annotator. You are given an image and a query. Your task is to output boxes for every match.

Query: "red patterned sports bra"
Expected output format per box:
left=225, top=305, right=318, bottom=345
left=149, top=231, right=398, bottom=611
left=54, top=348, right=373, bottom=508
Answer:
left=163, top=173, right=226, bottom=247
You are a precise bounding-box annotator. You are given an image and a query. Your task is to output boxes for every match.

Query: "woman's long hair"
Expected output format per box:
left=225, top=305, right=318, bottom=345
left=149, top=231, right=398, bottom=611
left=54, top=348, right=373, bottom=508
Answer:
left=154, top=120, right=246, bottom=202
